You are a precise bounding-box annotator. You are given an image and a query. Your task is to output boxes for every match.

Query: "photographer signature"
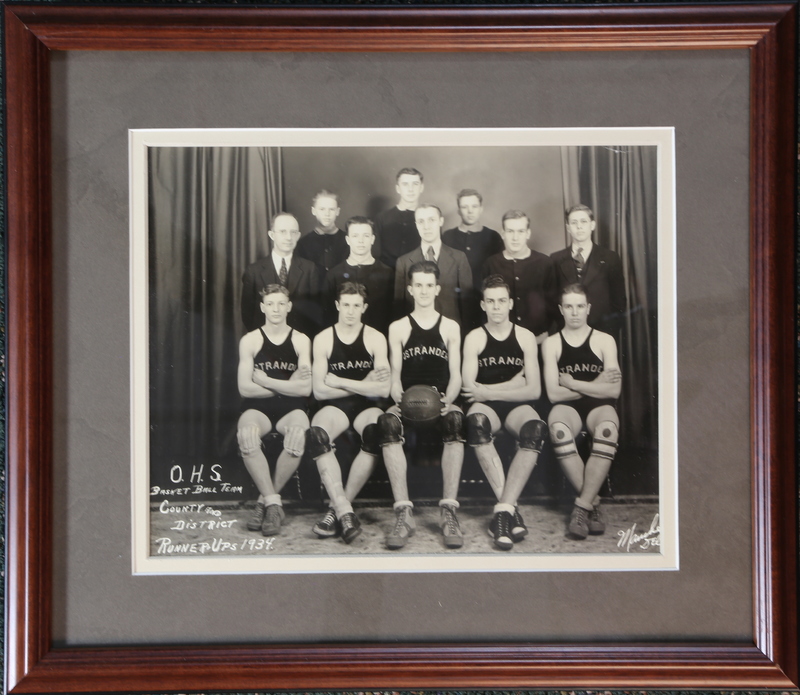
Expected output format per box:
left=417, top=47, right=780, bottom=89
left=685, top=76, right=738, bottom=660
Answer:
left=617, top=513, right=660, bottom=552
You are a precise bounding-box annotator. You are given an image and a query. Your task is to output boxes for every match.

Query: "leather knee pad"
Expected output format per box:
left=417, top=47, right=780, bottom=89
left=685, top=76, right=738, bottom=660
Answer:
left=360, top=422, right=380, bottom=456
left=519, top=419, right=547, bottom=452
left=442, top=410, right=466, bottom=444
left=378, top=412, right=404, bottom=446
left=592, top=421, right=619, bottom=460
left=549, top=421, right=578, bottom=459
left=466, top=412, right=493, bottom=447
left=305, top=426, right=332, bottom=459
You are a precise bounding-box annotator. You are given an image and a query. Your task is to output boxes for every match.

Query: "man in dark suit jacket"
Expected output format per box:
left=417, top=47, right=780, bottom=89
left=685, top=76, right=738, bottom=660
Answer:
left=241, top=212, right=321, bottom=337
left=393, top=203, right=473, bottom=323
left=550, top=204, right=626, bottom=338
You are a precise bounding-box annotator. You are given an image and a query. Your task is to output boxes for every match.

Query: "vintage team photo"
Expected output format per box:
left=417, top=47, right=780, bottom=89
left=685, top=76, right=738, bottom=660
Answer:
left=130, top=129, right=677, bottom=573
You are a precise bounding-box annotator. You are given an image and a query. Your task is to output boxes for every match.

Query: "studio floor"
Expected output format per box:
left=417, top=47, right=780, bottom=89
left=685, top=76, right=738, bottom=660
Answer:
left=150, top=499, right=661, bottom=557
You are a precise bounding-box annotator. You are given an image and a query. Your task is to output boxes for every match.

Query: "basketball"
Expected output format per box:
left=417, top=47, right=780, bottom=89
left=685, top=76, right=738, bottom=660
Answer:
left=399, top=384, right=442, bottom=425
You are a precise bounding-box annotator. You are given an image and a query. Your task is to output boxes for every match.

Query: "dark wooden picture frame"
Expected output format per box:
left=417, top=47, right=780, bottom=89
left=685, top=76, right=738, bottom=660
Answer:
left=4, top=4, right=797, bottom=691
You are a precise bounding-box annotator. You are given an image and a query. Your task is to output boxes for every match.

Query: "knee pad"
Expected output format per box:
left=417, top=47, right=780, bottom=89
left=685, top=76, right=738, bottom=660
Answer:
left=466, top=412, right=493, bottom=447
left=442, top=410, right=466, bottom=444
left=549, top=421, right=578, bottom=459
left=592, top=421, right=619, bottom=460
left=360, top=422, right=380, bottom=456
left=378, top=413, right=404, bottom=446
left=519, top=419, right=547, bottom=452
left=305, top=426, right=332, bottom=459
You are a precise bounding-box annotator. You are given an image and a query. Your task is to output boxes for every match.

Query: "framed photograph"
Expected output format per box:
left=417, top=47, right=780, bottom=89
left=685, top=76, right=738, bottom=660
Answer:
left=5, top=3, right=797, bottom=692
left=131, top=126, right=676, bottom=575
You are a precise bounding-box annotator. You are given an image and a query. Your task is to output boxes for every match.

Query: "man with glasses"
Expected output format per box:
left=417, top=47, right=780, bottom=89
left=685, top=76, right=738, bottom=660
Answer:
left=241, top=212, right=321, bottom=337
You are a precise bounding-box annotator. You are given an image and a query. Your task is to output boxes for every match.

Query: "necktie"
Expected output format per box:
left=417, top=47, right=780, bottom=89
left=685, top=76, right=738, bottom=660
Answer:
left=279, top=257, right=288, bottom=286
left=573, top=247, right=585, bottom=276
left=426, top=246, right=435, bottom=262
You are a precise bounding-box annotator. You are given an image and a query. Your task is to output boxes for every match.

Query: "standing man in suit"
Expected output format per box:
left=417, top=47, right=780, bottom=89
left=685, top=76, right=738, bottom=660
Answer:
left=241, top=212, right=321, bottom=337
left=375, top=167, right=425, bottom=270
left=393, top=204, right=473, bottom=323
left=550, top=204, right=626, bottom=338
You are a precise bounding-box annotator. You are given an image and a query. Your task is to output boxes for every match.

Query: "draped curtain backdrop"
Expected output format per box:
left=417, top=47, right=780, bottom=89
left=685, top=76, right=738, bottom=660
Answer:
left=148, top=147, right=283, bottom=484
left=560, top=146, right=659, bottom=487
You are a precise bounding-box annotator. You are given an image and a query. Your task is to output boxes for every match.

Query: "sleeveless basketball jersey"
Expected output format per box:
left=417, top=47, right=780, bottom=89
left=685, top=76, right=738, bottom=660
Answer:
left=243, top=327, right=307, bottom=420
left=253, top=327, right=298, bottom=380
left=328, top=325, right=373, bottom=380
left=401, top=314, right=449, bottom=393
left=476, top=325, right=524, bottom=385
left=557, top=329, right=615, bottom=411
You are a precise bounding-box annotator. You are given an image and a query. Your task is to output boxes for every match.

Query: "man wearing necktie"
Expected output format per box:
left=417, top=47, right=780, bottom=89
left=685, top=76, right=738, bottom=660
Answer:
left=241, top=212, right=321, bottom=337
left=550, top=204, right=626, bottom=339
left=392, top=203, right=473, bottom=323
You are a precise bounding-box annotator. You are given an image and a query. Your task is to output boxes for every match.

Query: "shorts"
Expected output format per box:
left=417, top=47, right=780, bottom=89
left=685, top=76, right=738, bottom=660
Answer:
left=241, top=396, right=308, bottom=427
left=317, top=395, right=388, bottom=422
left=482, top=400, right=535, bottom=425
left=559, top=398, right=616, bottom=427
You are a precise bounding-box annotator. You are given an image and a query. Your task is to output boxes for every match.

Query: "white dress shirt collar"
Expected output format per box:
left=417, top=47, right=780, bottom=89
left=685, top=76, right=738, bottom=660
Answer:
left=571, top=240, right=593, bottom=261
left=422, top=239, right=442, bottom=261
left=272, top=250, right=292, bottom=275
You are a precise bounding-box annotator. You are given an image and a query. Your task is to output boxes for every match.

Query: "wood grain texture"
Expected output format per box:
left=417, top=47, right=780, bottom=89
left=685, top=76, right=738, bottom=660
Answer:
left=748, top=2, right=798, bottom=682
left=7, top=4, right=793, bottom=50
left=5, top=6, right=53, bottom=693
left=3, top=3, right=797, bottom=692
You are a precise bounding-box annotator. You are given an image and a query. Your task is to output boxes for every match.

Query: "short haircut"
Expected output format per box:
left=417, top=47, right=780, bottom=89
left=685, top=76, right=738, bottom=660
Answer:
left=312, top=189, right=340, bottom=206
left=501, top=209, right=530, bottom=228
left=565, top=203, right=595, bottom=222
left=407, top=259, right=440, bottom=283
left=259, top=284, right=290, bottom=300
left=415, top=203, right=443, bottom=218
left=456, top=188, right=483, bottom=205
left=345, top=216, right=375, bottom=234
left=270, top=211, right=298, bottom=229
left=481, top=274, right=511, bottom=297
left=560, top=283, right=588, bottom=302
left=396, top=167, right=424, bottom=183
left=337, top=281, right=368, bottom=302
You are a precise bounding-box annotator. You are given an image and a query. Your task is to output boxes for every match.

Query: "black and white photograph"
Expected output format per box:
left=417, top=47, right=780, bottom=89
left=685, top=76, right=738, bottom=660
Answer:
left=130, top=128, right=676, bottom=574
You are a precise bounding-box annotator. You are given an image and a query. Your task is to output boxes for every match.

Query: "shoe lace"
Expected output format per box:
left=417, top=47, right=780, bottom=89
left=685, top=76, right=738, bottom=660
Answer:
left=443, top=506, right=460, bottom=534
left=393, top=507, right=409, bottom=535
left=266, top=505, right=281, bottom=524
left=500, top=512, right=511, bottom=535
left=513, top=508, right=525, bottom=528
left=321, top=508, right=336, bottom=527
left=574, top=507, right=589, bottom=525
left=250, top=501, right=265, bottom=521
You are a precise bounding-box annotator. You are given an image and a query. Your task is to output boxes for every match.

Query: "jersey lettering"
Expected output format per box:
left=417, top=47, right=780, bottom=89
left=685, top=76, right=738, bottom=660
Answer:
left=559, top=363, right=603, bottom=375
left=403, top=345, right=448, bottom=360
left=478, top=355, right=523, bottom=369
left=255, top=360, right=298, bottom=373
left=329, top=359, right=373, bottom=372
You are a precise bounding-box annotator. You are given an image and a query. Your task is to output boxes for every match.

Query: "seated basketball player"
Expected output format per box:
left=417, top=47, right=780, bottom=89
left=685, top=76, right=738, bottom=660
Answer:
left=541, top=283, right=622, bottom=539
left=379, top=260, right=466, bottom=550
left=237, top=284, right=312, bottom=537
left=462, top=275, right=547, bottom=550
left=308, top=282, right=391, bottom=543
